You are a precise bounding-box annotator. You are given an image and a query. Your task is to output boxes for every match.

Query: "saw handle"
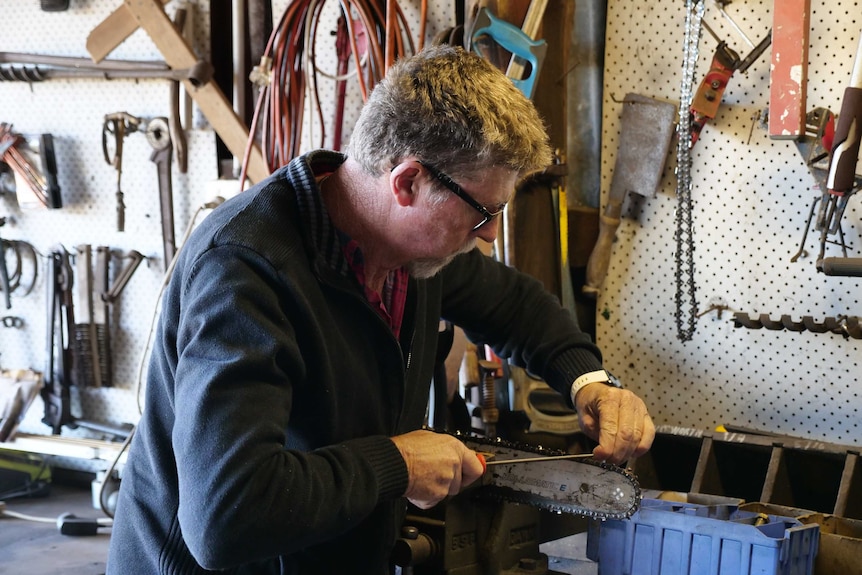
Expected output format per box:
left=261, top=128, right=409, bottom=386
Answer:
left=583, top=199, right=624, bottom=298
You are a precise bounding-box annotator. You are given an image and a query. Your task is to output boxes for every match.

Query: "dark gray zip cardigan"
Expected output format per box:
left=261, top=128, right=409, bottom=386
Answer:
left=106, top=151, right=603, bottom=574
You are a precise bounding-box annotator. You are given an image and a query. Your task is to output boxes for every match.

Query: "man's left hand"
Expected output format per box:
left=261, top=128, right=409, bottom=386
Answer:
left=574, top=383, right=655, bottom=465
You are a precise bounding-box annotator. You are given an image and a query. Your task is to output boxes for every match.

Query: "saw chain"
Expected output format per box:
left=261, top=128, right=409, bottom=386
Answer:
left=674, top=0, right=705, bottom=343
left=458, top=434, right=641, bottom=520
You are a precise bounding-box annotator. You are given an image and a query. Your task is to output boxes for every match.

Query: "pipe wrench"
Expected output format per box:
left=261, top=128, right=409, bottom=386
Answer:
left=146, top=117, right=176, bottom=268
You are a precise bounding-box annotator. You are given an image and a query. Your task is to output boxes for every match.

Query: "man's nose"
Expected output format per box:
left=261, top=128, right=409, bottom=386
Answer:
left=474, top=218, right=499, bottom=243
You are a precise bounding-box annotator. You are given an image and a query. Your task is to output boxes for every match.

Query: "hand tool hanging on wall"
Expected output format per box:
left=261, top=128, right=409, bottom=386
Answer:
left=93, top=246, right=112, bottom=387
left=169, top=7, right=189, bottom=174
left=41, top=246, right=75, bottom=434
left=582, top=94, right=676, bottom=298
left=469, top=1, right=548, bottom=269
left=469, top=6, right=547, bottom=100
left=0, top=51, right=210, bottom=83
left=40, top=0, right=69, bottom=11
left=689, top=20, right=771, bottom=144
left=0, top=218, right=11, bottom=309
left=732, top=312, right=862, bottom=339
left=102, top=112, right=140, bottom=232
left=146, top=117, right=176, bottom=267
left=815, top=30, right=862, bottom=272
left=72, top=245, right=102, bottom=388
left=87, top=0, right=268, bottom=184
left=103, top=249, right=144, bottom=305
left=790, top=108, right=843, bottom=260
left=0, top=124, right=61, bottom=209
left=0, top=236, right=39, bottom=309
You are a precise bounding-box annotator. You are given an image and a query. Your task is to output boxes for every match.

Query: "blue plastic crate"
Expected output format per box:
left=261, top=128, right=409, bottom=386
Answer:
left=587, top=498, right=819, bottom=575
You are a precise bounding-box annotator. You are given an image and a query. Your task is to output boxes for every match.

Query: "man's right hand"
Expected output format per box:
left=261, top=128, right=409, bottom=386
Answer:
left=390, top=429, right=484, bottom=509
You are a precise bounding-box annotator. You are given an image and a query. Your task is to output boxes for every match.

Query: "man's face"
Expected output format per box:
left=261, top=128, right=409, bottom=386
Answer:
left=407, top=164, right=517, bottom=278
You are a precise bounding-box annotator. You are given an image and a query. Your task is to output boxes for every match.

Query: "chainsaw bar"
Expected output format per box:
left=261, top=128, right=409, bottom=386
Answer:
left=459, top=434, right=641, bottom=520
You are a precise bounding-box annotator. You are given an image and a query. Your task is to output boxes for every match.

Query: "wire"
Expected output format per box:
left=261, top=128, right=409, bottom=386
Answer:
left=134, top=198, right=225, bottom=415
left=85, top=198, right=226, bottom=521
left=241, top=0, right=420, bottom=180
left=1, top=508, right=57, bottom=524
left=0, top=505, right=113, bottom=532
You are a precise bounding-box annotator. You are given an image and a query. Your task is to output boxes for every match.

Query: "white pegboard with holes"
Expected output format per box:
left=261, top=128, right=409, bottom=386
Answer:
left=599, top=0, right=861, bottom=446
left=0, top=0, right=453, bottom=455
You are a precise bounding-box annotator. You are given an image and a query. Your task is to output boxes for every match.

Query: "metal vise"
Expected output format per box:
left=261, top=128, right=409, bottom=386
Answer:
left=393, top=488, right=586, bottom=575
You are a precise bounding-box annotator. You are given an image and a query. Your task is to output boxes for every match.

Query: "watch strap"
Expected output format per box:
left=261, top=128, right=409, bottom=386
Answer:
left=570, top=369, right=621, bottom=405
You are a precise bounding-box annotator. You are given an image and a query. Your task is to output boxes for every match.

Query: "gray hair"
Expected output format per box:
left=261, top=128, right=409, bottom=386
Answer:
left=347, top=44, right=552, bottom=180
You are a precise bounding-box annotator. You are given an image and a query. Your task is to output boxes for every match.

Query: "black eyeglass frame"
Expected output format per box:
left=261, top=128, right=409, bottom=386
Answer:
left=419, top=161, right=504, bottom=231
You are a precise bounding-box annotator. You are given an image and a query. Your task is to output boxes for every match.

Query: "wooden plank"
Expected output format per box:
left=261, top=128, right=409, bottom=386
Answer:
left=120, top=0, right=268, bottom=184
left=768, top=0, right=811, bottom=139
left=86, top=0, right=171, bottom=63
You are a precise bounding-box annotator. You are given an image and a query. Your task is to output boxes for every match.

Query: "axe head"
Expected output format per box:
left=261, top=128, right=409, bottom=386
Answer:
left=609, top=93, right=677, bottom=201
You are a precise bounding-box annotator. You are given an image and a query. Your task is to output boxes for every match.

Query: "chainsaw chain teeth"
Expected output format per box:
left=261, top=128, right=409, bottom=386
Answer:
left=455, top=432, right=642, bottom=520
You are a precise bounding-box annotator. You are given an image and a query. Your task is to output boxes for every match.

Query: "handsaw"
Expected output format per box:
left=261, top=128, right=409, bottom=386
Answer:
left=460, top=435, right=641, bottom=520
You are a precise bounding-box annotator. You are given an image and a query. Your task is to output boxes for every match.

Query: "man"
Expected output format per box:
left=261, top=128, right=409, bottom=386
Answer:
left=107, top=44, right=654, bottom=574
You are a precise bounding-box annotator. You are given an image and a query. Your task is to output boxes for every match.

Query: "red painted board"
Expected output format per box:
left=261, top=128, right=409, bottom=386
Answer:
left=769, top=0, right=811, bottom=139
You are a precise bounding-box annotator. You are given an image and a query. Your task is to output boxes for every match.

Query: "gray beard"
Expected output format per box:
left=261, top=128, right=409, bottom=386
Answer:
left=407, top=254, right=457, bottom=279
left=407, top=240, right=477, bottom=279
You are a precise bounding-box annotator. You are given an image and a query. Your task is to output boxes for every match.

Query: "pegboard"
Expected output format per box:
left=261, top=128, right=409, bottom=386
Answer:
left=598, top=0, right=861, bottom=446
left=0, top=0, right=452, bottom=454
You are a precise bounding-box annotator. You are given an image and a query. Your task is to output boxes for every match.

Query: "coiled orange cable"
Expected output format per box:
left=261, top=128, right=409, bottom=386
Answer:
left=241, top=0, right=421, bottom=183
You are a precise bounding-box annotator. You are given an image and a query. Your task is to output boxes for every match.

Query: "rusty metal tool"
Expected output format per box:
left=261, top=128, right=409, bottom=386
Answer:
left=0, top=123, right=58, bottom=209
left=102, top=112, right=140, bottom=232
left=0, top=218, right=11, bottom=309
left=583, top=94, right=676, bottom=298
left=86, top=0, right=268, bottom=184
left=41, top=246, right=76, bottom=434
left=94, top=246, right=112, bottom=387
left=103, top=250, right=144, bottom=304
left=146, top=117, right=176, bottom=267
left=72, top=245, right=101, bottom=388
left=733, top=312, right=862, bottom=339
left=169, top=7, right=189, bottom=174
left=690, top=22, right=772, bottom=144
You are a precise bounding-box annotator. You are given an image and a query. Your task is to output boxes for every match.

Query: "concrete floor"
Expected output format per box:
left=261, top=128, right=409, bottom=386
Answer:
left=0, top=481, right=110, bottom=575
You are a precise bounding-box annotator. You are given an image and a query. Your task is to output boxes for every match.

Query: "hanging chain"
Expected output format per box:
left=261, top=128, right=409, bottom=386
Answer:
left=674, top=0, right=704, bottom=342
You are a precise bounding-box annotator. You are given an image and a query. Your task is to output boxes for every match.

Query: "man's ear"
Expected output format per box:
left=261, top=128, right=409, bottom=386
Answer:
left=389, top=161, right=422, bottom=207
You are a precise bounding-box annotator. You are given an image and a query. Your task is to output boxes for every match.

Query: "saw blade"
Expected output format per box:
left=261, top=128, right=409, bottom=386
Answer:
left=460, top=435, right=641, bottom=520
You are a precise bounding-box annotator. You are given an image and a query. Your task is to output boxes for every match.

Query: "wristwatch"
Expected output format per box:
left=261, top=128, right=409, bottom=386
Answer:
left=570, top=369, right=622, bottom=405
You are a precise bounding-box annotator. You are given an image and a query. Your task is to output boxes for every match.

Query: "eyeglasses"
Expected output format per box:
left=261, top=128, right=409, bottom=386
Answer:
left=419, top=161, right=505, bottom=231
